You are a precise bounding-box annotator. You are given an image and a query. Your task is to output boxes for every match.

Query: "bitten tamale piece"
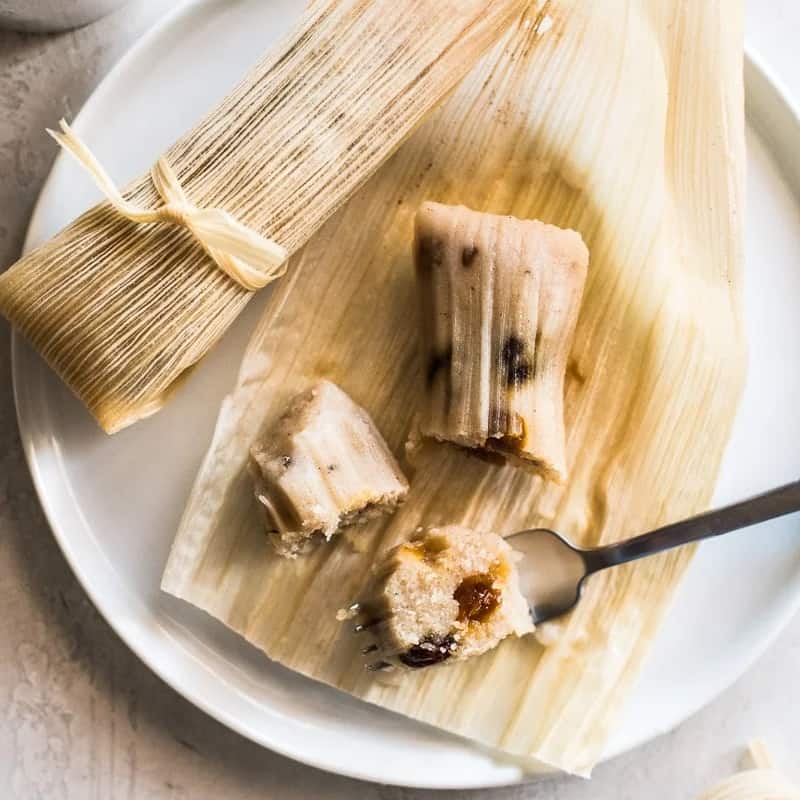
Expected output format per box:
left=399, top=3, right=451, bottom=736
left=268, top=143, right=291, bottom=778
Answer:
left=250, top=381, right=408, bottom=557
left=414, top=202, right=589, bottom=482
left=360, top=525, right=533, bottom=668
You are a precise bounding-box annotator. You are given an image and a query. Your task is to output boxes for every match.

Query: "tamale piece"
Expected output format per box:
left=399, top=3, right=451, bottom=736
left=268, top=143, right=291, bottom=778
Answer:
left=414, top=202, right=588, bottom=481
left=163, top=0, right=746, bottom=777
left=249, top=381, right=408, bottom=558
left=359, top=525, right=533, bottom=668
left=0, top=0, right=527, bottom=434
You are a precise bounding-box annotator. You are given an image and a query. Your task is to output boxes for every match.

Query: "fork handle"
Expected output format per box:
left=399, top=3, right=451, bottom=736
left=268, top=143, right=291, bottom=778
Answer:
left=582, top=479, right=800, bottom=574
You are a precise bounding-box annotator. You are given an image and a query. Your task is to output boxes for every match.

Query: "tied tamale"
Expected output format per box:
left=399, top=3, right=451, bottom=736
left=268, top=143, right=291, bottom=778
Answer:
left=162, top=0, right=746, bottom=778
left=0, top=0, right=527, bottom=434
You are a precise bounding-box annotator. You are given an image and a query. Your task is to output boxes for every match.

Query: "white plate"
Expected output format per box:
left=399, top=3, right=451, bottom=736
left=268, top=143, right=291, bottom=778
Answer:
left=10, top=0, right=800, bottom=789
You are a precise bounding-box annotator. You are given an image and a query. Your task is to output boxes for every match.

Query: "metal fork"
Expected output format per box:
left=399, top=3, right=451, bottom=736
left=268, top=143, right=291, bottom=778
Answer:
left=508, top=479, right=800, bottom=624
left=353, top=479, right=800, bottom=670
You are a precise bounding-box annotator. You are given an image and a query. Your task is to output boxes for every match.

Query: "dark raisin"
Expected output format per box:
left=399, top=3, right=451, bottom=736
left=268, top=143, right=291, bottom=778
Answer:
left=502, top=335, right=526, bottom=360
left=426, top=347, right=452, bottom=388
left=281, top=455, right=292, bottom=467
left=399, top=633, right=457, bottom=668
left=501, top=335, right=533, bottom=387
left=327, top=464, right=337, bottom=472
left=461, top=245, right=479, bottom=268
left=416, top=236, right=444, bottom=273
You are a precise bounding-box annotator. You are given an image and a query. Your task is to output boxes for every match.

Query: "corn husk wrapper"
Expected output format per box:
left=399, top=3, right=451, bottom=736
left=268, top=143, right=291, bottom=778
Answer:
left=697, top=742, right=800, bottom=800
left=0, top=0, right=526, bottom=434
left=162, top=0, right=746, bottom=776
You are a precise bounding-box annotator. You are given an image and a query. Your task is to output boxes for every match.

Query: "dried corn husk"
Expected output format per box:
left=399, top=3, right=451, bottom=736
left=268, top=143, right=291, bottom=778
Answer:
left=0, top=0, right=526, bottom=433
left=697, top=742, right=800, bottom=800
left=162, top=0, right=746, bottom=776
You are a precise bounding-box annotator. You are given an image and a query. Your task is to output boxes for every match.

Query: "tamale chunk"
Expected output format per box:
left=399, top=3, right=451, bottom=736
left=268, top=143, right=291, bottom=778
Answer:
left=414, top=202, right=588, bottom=482
left=361, top=525, right=534, bottom=668
left=250, top=381, right=408, bottom=557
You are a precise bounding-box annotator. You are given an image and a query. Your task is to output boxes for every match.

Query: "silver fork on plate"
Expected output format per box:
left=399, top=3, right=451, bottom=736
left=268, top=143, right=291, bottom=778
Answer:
left=354, top=479, right=800, bottom=670
left=509, top=479, right=800, bottom=624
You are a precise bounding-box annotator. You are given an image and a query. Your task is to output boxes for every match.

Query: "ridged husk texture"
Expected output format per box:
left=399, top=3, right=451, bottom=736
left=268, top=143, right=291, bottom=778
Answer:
left=0, top=0, right=526, bottom=433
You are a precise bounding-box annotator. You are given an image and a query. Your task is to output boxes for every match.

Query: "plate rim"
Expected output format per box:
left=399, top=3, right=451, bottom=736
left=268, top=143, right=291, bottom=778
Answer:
left=8, top=2, right=800, bottom=788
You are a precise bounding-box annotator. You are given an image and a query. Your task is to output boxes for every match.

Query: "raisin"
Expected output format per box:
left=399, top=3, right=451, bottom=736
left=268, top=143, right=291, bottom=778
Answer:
left=454, top=574, right=501, bottom=623
left=501, top=335, right=533, bottom=387
left=399, top=634, right=457, bottom=668
left=461, top=245, right=479, bottom=268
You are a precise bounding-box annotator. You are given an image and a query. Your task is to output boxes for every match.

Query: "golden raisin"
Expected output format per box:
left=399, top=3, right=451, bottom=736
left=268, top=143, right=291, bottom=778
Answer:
left=454, top=573, right=501, bottom=623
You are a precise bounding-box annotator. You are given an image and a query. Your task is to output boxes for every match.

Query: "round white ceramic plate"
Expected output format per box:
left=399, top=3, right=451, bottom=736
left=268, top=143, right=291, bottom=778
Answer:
left=10, top=0, right=800, bottom=789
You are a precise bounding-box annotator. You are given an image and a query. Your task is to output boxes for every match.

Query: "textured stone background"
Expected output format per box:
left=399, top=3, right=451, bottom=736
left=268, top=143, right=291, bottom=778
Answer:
left=0, top=2, right=798, bottom=798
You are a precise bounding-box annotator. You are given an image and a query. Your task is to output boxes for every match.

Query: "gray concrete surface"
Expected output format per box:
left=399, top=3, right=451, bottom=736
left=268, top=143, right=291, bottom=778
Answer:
left=0, top=2, right=798, bottom=798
